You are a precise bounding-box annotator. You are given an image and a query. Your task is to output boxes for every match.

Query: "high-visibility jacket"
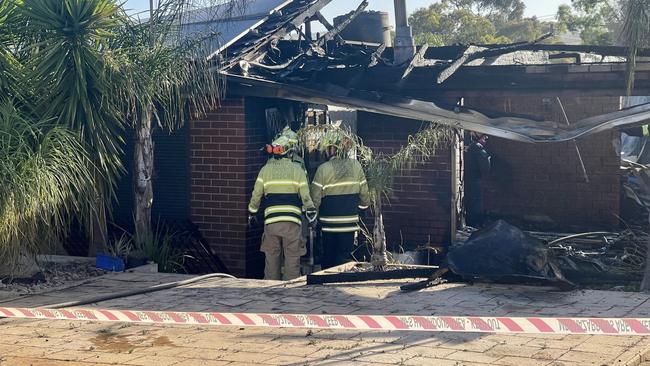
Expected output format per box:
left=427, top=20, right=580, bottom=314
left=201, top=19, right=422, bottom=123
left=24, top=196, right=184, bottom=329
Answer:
left=248, top=158, right=315, bottom=225
left=624, top=124, right=650, bottom=137
left=311, top=158, right=370, bottom=233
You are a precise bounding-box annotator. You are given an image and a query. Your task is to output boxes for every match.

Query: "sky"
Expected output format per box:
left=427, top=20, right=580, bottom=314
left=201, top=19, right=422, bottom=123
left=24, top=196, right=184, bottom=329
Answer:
left=124, top=0, right=571, bottom=23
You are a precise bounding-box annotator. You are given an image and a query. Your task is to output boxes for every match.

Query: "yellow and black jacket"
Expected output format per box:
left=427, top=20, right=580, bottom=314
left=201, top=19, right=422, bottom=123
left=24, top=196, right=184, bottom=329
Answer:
left=624, top=124, right=650, bottom=137
left=248, top=158, right=315, bottom=225
left=311, top=158, right=370, bottom=233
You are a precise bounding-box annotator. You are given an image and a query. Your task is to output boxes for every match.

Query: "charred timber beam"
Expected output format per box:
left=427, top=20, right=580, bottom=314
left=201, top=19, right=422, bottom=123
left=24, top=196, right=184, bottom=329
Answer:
left=424, top=44, right=650, bottom=61
left=437, top=34, right=550, bottom=83
left=369, top=44, right=387, bottom=67
left=220, top=0, right=334, bottom=69
left=317, top=0, right=368, bottom=47
left=437, top=45, right=486, bottom=84
left=401, top=44, right=429, bottom=79
left=314, top=11, right=334, bottom=31
left=308, top=65, right=650, bottom=96
left=549, top=52, right=582, bottom=63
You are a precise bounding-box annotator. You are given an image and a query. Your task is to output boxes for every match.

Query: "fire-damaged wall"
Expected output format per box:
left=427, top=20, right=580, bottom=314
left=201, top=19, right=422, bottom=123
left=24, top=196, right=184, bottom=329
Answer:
left=189, top=97, right=270, bottom=278
left=463, top=95, right=621, bottom=231
left=357, top=112, right=453, bottom=249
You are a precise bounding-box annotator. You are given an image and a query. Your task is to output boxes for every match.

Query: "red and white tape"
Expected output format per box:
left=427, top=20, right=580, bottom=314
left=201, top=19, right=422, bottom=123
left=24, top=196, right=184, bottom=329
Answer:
left=1, top=307, right=649, bottom=335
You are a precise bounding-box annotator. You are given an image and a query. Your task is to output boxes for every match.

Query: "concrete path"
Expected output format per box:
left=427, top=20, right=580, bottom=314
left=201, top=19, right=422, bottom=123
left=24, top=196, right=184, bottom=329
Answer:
left=0, top=271, right=649, bottom=365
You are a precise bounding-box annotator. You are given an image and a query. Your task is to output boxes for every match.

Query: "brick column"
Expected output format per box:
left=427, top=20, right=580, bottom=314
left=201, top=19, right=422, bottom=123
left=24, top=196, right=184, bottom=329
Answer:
left=189, top=97, right=267, bottom=277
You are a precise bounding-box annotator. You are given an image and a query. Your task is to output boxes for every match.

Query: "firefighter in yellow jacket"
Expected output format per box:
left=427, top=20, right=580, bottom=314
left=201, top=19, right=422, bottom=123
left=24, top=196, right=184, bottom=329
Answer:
left=248, top=128, right=316, bottom=280
left=311, top=130, right=370, bottom=269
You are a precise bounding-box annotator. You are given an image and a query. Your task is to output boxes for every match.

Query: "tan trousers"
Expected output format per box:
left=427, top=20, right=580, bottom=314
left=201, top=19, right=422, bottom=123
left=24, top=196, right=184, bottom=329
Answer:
left=260, top=221, right=306, bottom=280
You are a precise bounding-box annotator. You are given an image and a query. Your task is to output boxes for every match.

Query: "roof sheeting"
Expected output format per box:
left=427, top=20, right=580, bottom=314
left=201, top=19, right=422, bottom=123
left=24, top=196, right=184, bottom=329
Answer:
left=180, top=0, right=293, bottom=55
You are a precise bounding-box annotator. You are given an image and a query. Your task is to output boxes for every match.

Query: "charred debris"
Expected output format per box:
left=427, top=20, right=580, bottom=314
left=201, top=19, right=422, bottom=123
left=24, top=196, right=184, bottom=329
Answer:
left=217, top=0, right=650, bottom=143
left=210, top=0, right=650, bottom=290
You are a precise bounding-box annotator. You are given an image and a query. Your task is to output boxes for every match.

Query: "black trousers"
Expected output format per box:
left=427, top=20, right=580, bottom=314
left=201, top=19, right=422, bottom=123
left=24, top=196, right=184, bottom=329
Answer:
left=321, top=232, right=355, bottom=269
left=465, top=181, right=484, bottom=228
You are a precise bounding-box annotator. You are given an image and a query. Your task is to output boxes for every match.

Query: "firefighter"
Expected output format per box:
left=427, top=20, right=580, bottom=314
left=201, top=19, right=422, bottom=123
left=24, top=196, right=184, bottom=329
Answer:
left=311, top=130, right=370, bottom=269
left=248, top=129, right=316, bottom=280
left=464, top=132, right=491, bottom=228
left=623, top=124, right=650, bottom=137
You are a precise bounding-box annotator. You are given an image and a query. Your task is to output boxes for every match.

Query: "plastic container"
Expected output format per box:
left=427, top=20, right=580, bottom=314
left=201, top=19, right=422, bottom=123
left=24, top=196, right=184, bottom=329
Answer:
left=96, top=253, right=125, bottom=272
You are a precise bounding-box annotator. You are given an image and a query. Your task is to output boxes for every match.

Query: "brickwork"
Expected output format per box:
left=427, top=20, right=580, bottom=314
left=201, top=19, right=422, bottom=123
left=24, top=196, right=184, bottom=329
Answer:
left=188, top=94, right=622, bottom=275
left=189, top=97, right=267, bottom=278
left=462, top=95, right=621, bottom=230
left=357, top=112, right=453, bottom=249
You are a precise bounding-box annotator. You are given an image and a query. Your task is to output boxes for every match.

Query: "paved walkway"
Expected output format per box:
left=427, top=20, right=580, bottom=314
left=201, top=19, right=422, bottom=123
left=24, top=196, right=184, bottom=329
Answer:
left=0, top=271, right=649, bottom=365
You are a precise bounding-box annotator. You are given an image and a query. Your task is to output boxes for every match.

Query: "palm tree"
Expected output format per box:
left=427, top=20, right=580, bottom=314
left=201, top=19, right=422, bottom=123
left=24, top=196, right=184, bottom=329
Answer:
left=16, top=0, right=227, bottom=248
left=16, top=0, right=127, bottom=253
left=360, top=124, right=453, bottom=269
left=622, top=0, right=650, bottom=95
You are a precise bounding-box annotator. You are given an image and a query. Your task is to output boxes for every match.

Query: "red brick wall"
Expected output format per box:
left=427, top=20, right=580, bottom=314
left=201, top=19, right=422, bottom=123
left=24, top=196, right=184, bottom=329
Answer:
left=189, top=97, right=267, bottom=277
left=357, top=112, right=453, bottom=249
left=463, top=95, right=621, bottom=230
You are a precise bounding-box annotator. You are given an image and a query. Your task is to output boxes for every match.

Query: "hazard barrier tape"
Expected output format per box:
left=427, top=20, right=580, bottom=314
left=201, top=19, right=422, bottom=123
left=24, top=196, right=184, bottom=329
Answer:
left=1, top=307, right=649, bottom=335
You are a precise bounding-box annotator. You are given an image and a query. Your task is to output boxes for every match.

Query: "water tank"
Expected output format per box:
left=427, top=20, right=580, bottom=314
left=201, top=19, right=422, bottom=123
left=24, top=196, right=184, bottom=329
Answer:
left=333, top=11, right=392, bottom=46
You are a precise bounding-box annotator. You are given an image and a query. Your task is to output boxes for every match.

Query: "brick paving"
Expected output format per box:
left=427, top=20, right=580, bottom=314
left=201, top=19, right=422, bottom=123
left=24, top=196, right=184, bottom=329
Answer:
left=0, top=271, right=649, bottom=365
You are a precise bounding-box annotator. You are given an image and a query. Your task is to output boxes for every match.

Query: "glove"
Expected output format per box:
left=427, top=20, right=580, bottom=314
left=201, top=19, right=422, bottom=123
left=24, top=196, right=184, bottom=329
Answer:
left=247, top=214, right=259, bottom=228
left=305, top=210, right=318, bottom=226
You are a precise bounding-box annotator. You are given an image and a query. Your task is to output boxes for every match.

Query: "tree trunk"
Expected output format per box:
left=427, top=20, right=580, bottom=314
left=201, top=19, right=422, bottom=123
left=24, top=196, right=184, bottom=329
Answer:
left=371, top=197, right=388, bottom=270
left=134, top=105, right=154, bottom=242
left=642, top=213, right=650, bottom=292
left=88, top=170, right=108, bottom=256
left=88, top=207, right=107, bottom=256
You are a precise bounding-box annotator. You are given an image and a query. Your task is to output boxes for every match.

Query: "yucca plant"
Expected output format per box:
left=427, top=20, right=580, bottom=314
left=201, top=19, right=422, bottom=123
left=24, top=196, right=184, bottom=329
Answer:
left=15, top=0, right=127, bottom=253
left=0, top=103, right=97, bottom=276
left=0, top=0, right=234, bottom=274
left=0, top=1, right=100, bottom=274
left=0, top=1, right=21, bottom=103
left=14, top=0, right=231, bottom=247
left=298, top=123, right=453, bottom=269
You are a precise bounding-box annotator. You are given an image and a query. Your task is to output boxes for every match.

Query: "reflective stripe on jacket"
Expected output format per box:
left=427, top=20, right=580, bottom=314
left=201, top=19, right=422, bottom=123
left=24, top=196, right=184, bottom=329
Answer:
left=248, top=158, right=315, bottom=225
left=311, top=158, right=370, bottom=232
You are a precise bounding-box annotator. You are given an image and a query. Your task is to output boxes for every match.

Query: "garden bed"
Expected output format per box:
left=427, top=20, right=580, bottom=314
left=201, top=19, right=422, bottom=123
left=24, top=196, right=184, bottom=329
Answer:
left=0, top=256, right=105, bottom=297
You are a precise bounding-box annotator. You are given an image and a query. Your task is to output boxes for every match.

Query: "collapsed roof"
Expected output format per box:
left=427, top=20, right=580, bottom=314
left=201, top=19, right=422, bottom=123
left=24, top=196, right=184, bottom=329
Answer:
left=202, top=0, right=650, bottom=143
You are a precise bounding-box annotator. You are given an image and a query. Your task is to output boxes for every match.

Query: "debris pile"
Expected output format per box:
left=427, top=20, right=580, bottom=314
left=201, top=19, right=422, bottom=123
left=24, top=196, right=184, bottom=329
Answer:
left=448, top=221, right=648, bottom=289
left=542, top=227, right=648, bottom=284
left=608, top=227, right=649, bottom=277
left=447, top=220, right=573, bottom=288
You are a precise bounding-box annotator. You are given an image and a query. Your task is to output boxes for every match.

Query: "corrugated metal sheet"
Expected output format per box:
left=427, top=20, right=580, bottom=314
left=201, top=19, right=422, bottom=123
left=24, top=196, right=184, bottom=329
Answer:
left=180, top=0, right=293, bottom=55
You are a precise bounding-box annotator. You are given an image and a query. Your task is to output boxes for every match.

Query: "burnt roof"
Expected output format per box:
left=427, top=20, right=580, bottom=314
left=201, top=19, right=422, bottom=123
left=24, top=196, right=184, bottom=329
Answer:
left=209, top=0, right=650, bottom=142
